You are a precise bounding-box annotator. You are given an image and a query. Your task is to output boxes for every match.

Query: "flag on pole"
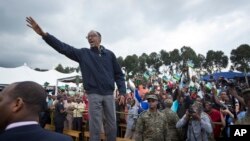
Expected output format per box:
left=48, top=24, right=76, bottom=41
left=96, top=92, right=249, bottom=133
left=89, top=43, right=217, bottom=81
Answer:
left=143, top=71, right=150, bottom=80
left=162, top=75, right=168, bottom=82
left=173, top=74, right=181, bottom=81
left=187, top=60, right=194, bottom=68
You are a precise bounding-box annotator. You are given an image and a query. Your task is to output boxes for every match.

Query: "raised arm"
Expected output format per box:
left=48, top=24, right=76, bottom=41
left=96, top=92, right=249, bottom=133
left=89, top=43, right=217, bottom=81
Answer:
left=26, top=17, right=80, bottom=62
left=26, top=17, right=47, bottom=37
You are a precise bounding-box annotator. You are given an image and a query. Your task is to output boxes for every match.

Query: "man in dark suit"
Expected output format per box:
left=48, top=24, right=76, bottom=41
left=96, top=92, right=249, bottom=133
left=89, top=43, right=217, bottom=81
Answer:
left=0, top=81, right=73, bottom=141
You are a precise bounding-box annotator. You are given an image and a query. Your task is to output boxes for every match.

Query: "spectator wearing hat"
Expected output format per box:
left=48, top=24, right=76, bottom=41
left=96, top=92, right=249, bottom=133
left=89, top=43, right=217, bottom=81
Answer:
left=0, top=81, right=72, bottom=141
left=162, top=98, right=182, bottom=141
left=135, top=93, right=168, bottom=141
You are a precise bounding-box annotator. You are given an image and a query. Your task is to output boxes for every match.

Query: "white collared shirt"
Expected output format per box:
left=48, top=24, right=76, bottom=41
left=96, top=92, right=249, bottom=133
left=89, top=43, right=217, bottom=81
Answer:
left=5, top=121, right=39, bottom=130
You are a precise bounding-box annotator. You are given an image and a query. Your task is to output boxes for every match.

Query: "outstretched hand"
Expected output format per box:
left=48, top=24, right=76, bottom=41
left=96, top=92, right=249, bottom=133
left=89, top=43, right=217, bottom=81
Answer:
left=26, top=17, right=46, bottom=36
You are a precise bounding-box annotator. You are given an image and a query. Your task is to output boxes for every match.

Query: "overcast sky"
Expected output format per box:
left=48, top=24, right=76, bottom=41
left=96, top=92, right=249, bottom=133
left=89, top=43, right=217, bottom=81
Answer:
left=1, top=0, right=250, bottom=69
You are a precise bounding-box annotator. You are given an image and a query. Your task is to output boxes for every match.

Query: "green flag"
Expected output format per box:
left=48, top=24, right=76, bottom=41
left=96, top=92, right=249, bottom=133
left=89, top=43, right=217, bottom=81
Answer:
left=173, top=74, right=181, bottom=81
left=143, top=71, right=150, bottom=80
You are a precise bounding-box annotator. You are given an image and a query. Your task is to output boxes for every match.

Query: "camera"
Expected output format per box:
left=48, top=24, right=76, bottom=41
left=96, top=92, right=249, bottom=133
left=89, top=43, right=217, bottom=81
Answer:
left=188, top=107, right=196, bottom=119
left=220, top=103, right=232, bottom=110
left=220, top=103, right=228, bottom=110
left=188, top=107, right=196, bottom=114
left=219, top=77, right=236, bottom=87
left=226, top=80, right=235, bottom=87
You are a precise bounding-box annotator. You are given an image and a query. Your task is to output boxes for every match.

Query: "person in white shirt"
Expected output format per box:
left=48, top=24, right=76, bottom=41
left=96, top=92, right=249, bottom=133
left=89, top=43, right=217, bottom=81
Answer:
left=64, top=97, right=75, bottom=130
left=124, top=99, right=137, bottom=139
left=73, top=98, right=85, bottom=131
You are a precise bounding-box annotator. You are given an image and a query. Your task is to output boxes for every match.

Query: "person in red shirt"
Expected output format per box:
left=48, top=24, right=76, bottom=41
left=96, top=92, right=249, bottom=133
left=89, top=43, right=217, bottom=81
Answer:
left=82, top=94, right=89, bottom=121
left=204, top=101, right=224, bottom=141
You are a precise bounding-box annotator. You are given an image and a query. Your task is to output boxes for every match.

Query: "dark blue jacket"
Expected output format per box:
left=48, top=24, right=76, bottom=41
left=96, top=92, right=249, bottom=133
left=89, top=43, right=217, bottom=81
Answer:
left=0, top=124, right=73, bottom=141
left=43, top=34, right=126, bottom=95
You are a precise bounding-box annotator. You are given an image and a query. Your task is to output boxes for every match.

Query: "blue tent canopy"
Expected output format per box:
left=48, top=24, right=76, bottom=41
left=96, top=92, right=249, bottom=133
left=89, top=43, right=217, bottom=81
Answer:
left=202, top=71, right=246, bottom=81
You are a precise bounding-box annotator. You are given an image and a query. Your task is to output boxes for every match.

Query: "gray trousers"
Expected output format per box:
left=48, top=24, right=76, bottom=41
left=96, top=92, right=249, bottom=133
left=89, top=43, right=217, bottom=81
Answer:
left=88, top=93, right=116, bottom=141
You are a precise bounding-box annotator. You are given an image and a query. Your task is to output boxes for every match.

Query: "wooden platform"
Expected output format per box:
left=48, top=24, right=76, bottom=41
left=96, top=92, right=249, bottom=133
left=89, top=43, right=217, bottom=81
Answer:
left=45, top=124, right=133, bottom=141
left=83, top=131, right=133, bottom=141
left=45, top=124, right=81, bottom=141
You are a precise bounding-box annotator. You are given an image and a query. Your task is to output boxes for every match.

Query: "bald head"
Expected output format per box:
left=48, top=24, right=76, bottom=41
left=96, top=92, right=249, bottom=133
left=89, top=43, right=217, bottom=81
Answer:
left=88, top=30, right=101, bottom=38
left=0, top=81, right=47, bottom=131
left=1, top=81, right=46, bottom=114
left=9, top=81, right=46, bottom=111
left=86, top=30, right=102, bottom=48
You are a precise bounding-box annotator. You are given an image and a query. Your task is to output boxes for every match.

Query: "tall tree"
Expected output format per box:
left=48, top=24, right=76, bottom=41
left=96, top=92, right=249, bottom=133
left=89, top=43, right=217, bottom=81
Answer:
left=138, top=53, right=148, bottom=73
left=55, top=64, right=64, bottom=73
left=169, top=49, right=181, bottom=63
left=204, top=50, right=228, bottom=73
left=160, top=49, right=171, bottom=65
left=197, top=53, right=207, bottom=75
left=180, top=46, right=198, bottom=68
left=117, top=56, right=124, bottom=67
left=61, top=66, right=75, bottom=73
left=123, top=54, right=139, bottom=77
left=197, top=54, right=206, bottom=68
left=230, top=44, right=250, bottom=72
left=169, top=49, right=181, bottom=73
left=147, top=52, right=162, bottom=71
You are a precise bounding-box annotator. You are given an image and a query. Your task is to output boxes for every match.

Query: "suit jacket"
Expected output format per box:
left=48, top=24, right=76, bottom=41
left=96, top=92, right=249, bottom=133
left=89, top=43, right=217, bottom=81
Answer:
left=0, top=124, right=73, bottom=141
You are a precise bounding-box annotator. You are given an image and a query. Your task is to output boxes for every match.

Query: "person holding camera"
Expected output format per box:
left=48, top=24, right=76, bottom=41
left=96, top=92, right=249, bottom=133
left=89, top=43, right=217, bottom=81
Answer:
left=176, top=102, right=213, bottom=141
left=220, top=103, right=235, bottom=140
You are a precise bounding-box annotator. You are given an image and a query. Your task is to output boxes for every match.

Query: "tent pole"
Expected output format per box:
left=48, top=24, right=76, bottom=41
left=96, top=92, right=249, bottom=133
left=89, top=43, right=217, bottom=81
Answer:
left=55, top=80, right=58, bottom=95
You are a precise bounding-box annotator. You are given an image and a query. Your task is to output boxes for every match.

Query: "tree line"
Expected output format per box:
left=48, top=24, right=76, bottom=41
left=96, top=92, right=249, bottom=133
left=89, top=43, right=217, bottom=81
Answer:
left=42, top=44, right=250, bottom=77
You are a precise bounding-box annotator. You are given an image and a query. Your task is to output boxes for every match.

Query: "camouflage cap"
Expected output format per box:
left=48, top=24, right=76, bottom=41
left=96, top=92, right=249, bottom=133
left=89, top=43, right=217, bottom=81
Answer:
left=164, top=99, right=173, bottom=108
left=146, top=94, right=158, bottom=100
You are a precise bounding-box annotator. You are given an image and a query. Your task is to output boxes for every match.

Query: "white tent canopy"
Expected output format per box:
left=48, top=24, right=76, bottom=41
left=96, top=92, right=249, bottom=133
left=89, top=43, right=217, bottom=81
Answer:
left=0, top=63, right=81, bottom=87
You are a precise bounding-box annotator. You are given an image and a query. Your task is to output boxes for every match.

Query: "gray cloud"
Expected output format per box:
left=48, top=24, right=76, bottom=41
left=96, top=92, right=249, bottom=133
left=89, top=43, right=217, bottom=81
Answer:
left=1, top=0, right=250, bottom=69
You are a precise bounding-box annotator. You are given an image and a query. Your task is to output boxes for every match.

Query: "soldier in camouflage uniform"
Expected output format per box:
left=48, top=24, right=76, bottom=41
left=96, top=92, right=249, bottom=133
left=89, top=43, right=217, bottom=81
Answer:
left=235, top=88, right=250, bottom=125
left=135, top=94, right=168, bottom=141
left=162, top=99, right=182, bottom=141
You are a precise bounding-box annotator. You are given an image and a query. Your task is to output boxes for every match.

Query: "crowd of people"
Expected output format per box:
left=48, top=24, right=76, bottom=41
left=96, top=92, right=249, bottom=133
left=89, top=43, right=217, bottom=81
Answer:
left=116, top=75, right=250, bottom=141
left=37, top=76, right=250, bottom=141
left=39, top=89, right=87, bottom=132
left=37, top=74, right=250, bottom=141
